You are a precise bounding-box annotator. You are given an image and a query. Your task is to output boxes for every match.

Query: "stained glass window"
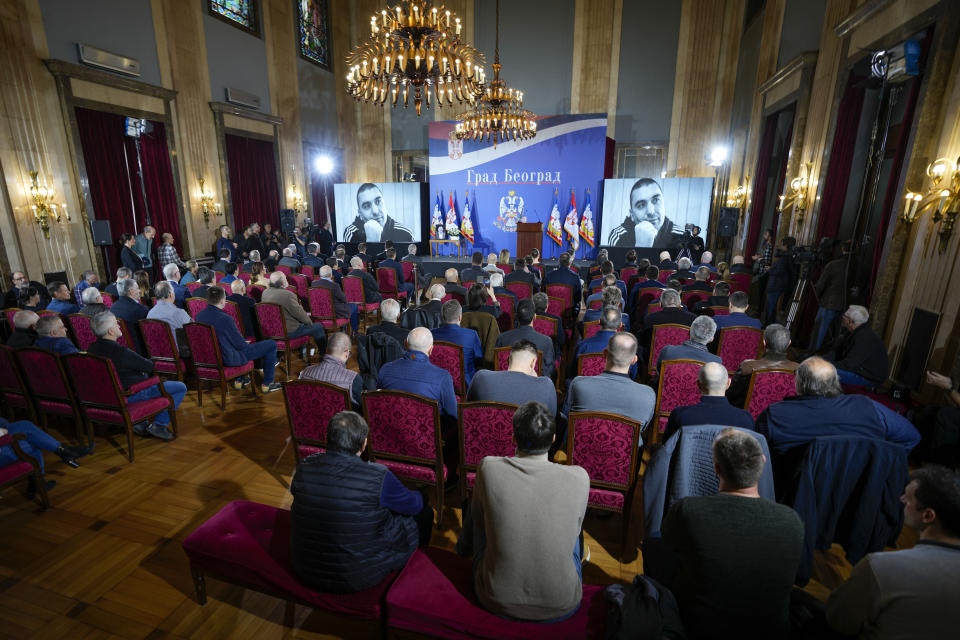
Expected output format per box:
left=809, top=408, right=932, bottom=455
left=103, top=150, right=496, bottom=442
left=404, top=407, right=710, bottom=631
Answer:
left=297, top=0, right=330, bottom=69
left=208, top=0, right=260, bottom=37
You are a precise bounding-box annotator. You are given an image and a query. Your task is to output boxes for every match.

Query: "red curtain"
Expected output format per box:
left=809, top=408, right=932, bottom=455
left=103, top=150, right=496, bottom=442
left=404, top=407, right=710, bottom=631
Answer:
left=225, top=134, right=281, bottom=231
left=815, top=74, right=866, bottom=241
left=74, top=107, right=182, bottom=253
left=744, top=115, right=779, bottom=263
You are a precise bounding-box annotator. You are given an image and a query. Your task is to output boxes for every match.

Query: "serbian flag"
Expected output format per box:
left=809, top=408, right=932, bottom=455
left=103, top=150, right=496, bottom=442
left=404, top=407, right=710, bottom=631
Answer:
left=460, top=190, right=475, bottom=243
left=445, top=192, right=459, bottom=237
left=546, top=189, right=563, bottom=246
left=431, top=192, right=443, bottom=238
left=564, top=189, right=579, bottom=254
left=579, top=189, right=595, bottom=247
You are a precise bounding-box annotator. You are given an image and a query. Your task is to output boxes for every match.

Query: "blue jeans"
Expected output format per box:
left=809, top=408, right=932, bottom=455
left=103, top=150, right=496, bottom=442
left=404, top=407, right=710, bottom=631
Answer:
left=766, top=291, right=782, bottom=324
left=836, top=369, right=872, bottom=387
left=812, top=308, right=839, bottom=352
left=127, top=381, right=187, bottom=426
left=348, top=303, right=360, bottom=332
left=290, top=323, right=326, bottom=346
left=0, top=420, right=61, bottom=474
left=398, top=282, right=415, bottom=299
left=242, top=339, right=277, bottom=384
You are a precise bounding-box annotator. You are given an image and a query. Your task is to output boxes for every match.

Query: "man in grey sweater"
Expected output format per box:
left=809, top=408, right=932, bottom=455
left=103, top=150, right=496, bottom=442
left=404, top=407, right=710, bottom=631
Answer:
left=466, top=401, right=589, bottom=622
left=466, top=340, right=557, bottom=415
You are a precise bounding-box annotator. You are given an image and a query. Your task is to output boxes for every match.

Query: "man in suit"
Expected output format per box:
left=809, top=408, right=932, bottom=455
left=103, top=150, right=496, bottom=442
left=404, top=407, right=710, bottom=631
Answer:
left=379, top=247, right=414, bottom=300
left=504, top=258, right=538, bottom=290
left=695, top=251, right=719, bottom=274
left=682, top=267, right=713, bottom=293
left=226, top=280, right=257, bottom=338
left=431, top=300, right=484, bottom=386
left=495, top=298, right=556, bottom=379
left=714, top=291, right=761, bottom=330
left=261, top=273, right=326, bottom=353
left=367, top=298, right=409, bottom=345
left=827, top=305, right=889, bottom=387
left=627, top=265, right=666, bottom=313
left=312, top=265, right=358, bottom=332
left=673, top=257, right=695, bottom=282
left=543, top=252, right=582, bottom=316
left=582, top=286, right=629, bottom=330
left=196, top=286, right=281, bottom=393
left=354, top=242, right=371, bottom=266
left=417, top=284, right=446, bottom=317
left=532, top=291, right=565, bottom=348
left=162, top=263, right=190, bottom=309
left=656, top=316, right=723, bottom=374
left=637, top=288, right=695, bottom=341
left=587, top=260, right=627, bottom=301
left=658, top=250, right=678, bottom=272
left=303, top=243, right=325, bottom=269
left=443, top=268, right=469, bottom=299
left=211, top=249, right=232, bottom=274
left=103, top=267, right=133, bottom=299
left=692, top=281, right=730, bottom=314
left=191, top=267, right=215, bottom=304
left=569, top=306, right=638, bottom=380
left=461, top=251, right=486, bottom=284
left=278, top=247, right=301, bottom=270
left=664, top=362, right=755, bottom=441
left=45, top=281, right=79, bottom=315
left=344, top=257, right=383, bottom=304
left=401, top=243, right=420, bottom=263
left=110, top=277, right=148, bottom=354
left=326, top=257, right=344, bottom=286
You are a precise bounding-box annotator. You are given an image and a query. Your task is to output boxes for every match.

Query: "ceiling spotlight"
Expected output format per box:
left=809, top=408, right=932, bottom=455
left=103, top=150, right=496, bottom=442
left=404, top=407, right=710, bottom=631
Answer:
left=708, top=146, right=729, bottom=167
left=315, top=155, right=334, bottom=175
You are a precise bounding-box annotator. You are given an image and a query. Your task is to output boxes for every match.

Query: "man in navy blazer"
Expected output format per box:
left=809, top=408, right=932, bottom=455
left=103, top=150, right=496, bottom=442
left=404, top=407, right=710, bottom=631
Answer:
left=431, top=300, right=483, bottom=386
left=195, top=286, right=281, bottom=393
left=110, top=277, right=148, bottom=355
left=569, top=306, right=638, bottom=380
left=543, top=252, right=582, bottom=316
left=714, top=291, right=762, bottom=330
left=378, top=246, right=414, bottom=301
left=162, top=263, right=190, bottom=309
left=664, top=362, right=754, bottom=441
left=627, top=265, right=667, bottom=311
left=311, top=265, right=359, bottom=332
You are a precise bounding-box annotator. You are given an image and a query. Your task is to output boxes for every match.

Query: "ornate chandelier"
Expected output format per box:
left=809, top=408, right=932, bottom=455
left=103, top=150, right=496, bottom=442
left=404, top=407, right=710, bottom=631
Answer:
left=454, top=0, right=536, bottom=147
left=345, top=1, right=486, bottom=116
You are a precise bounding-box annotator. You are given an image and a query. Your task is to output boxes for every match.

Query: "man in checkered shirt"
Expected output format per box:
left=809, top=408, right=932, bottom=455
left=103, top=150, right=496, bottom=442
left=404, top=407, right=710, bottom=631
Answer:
left=157, top=233, right=186, bottom=272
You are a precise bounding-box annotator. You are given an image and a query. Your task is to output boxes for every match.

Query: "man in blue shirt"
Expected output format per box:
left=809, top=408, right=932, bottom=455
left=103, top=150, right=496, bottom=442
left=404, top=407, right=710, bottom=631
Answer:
left=216, top=225, right=238, bottom=263
left=627, top=265, right=667, bottom=312
left=714, top=291, right=762, bottom=330
left=33, top=315, right=78, bottom=354
left=543, top=253, right=582, bottom=317
left=73, top=270, right=99, bottom=306
left=756, top=357, right=921, bottom=455
left=664, top=362, right=754, bottom=441
left=656, top=315, right=723, bottom=374
left=195, top=286, right=281, bottom=393
left=431, top=301, right=484, bottom=386
left=569, top=306, right=638, bottom=380
left=303, top=243, right=325, bottom=269
left=219, top=263, right=239, bottom=286
left=45, top=282, right=79, bottom=315
left=379, top=246, right=414, bottom=301
left=378, top=327, right=458, bottom=423
left=587, top=260, right=627, bottom=301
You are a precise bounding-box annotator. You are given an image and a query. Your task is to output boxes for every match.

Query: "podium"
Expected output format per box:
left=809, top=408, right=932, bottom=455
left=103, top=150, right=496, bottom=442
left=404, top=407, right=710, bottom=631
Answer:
left=516, top=222, right=542, bottom=259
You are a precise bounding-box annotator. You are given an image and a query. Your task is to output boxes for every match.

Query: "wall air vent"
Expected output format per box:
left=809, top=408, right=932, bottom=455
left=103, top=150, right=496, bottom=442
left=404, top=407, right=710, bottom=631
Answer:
left=225, top=87, right=261, bottom=110
left=76, top=43, right=140, bottom=77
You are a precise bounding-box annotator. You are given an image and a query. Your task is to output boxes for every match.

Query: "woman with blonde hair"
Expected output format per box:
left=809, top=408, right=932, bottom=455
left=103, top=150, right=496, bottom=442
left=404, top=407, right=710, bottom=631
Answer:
left=498, top=248, right=511, bottom=266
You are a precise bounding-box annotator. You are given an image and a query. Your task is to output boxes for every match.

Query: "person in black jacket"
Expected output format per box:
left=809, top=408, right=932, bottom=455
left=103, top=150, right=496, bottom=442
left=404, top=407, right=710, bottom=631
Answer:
left=827, top=305, right=890, bottom=386
left=87, top=311, right=185, bottom=440
left=6, top=310, right=38, bottom=347
left=119, top=233, right=144, bottom=272
left=4, top=271, right=51, bottom=309
left=226, top=279, right=258, bottom=338
left=289, top=411, right=433, bottom=593
left=110, top=278, right=148, bottom=355
left=344, top=256, right=383, bottom=304
left=764, top=237, right=797, bottom=324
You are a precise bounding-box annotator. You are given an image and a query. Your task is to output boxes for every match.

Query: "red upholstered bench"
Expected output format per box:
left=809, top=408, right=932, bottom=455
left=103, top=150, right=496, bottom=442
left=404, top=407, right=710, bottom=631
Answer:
left=181, top=500, right=395, bottom=619
left=386, top=547, right=608, bottom=639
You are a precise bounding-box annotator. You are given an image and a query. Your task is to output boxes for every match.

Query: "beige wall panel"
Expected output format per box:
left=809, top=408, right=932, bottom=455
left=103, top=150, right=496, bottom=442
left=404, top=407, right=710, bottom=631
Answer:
left=848, top=0, right=938, bottom=57
left=570, top=0, right=622, bottom=136
left=69, top=80, right=166, bottom=116
left=763, top=73, right=802, bottom=111
left=223, top=114, right=275, bottom=137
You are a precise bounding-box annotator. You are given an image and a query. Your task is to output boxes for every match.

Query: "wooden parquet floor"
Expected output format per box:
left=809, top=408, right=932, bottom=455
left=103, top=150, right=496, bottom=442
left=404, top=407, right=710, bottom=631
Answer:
left=0, top=352, right=916, bottom=639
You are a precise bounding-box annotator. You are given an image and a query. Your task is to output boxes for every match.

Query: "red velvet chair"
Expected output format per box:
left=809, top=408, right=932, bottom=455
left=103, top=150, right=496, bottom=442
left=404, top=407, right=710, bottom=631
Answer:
left=386, top=545, right=608, bottom=639
left=730, top=272, right=752, bottom=294
left=213, top=271, right=225, bottom=283
left=496, top=263, right=513, bottom=274
left=657, top=269, right=675, bottom=283
left=545, top=283, right=574, bottom=337
left=275, top=265, right=293, bottom=276
left=288, top=273, right=309, bottom=301
left=505, top=281, right=532, bottom=300
left=457, top=401, right=517, bottom=503
left=0, top=432, right=49, bottom=509
left=619, top=267, right=638, bottom=284
left=493, top=346, right=541, bottom=374
left=3, top=308, right=18, bottom=331
left=362, top=389, right=446, bottom=527
left=744, top=368, right=797, bottom=418
left=653, top=359, right=703, bottom=440
left=300, top=265, right=315, bottom=278
left=100, top=292, right=115, bottom=308
left=567, top=410, right=643, bottom=559
left=246, top=284, right=264, bottom=302
left=254, top=302, right=313, bottom=380
left=183, top=500, right=395, bottom=620
left=587, top=298, right=602, bottom=310
left=186, top=297, right=207, bottom=320
left=532, top=314, right=559, bottom=344
left=577, top=352, right=606, bottom=377
left=14, top=347, right=85, bottom=443
left=546, top=294, right=565, bottom=318
left=376, top=267, right=409, bottom=303
left=645, top=301, right=663, bottom=316
left=184, top=282, right=203, bottom=294
left=183, top=322, right=257, bottom=409
left=633, top=287, right=663, bottom=319
left=308, top=286, right=350, bottom=333
left=704, top=305, right=729, bottom=317
left=138, top=319, right=187, bottom=381
left=67, top=313, right=97, bottom=351
left=222, top=300, right=254, bottom=342
left=647, top=323, right=690, bottom=377
left=237, top=272, right=252, bottom=285
left=429, top=340, right=466, bottom=400
left=583, top=320, right=602, bottom=339
left=282, top=380, right=351, bottom=460
left=342, top=276, right=380, bottom=332
left=400, top=260, right=415, bottom=285
left=716, top=326, right=763, bottom=373
left=682, top=291, right=708, bottom=309
left=63, top=352, right=178, bottom=462
left=0, top=344, right=35, bottom=422
left=496, top=293, right=514, bottom=333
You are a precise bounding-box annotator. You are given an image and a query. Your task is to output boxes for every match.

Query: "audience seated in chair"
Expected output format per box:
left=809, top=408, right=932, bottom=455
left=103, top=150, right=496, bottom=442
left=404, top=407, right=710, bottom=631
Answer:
left=656, top=315, right=723, bottom=374
left=197, top=286, right=281, bottom=394
left=713, top=290, right=760, bottom=330
left=457, top=401, right=589, bottom=622
left=33, top=315, right=78, bottom=355
left=377, top=327, right=458, bottom=423
left=826, top=465, right=960, bottom=639
left=646, top=427, right=803, bottom=640
left=756, top=356, right=920, bottom=456
left=210, top=249, right=232, bottom=274
left=78, top=286, right=108, bottom=317
left=503, top=258, right=539, bottom=290
left=111, top=278, right=148, bottom=355
left=345, top=257, right=383, bottom=304
left=262, top=272, right=326, bottom=355
left=367, top=298, right=409, bottom=346
left=532, top=292, right=565, bottom=347
left=431, top=300, right=483, bottom=386
left=299, top=332, right=362, bottom=408
left=5, top=271, right=50, bottom=309
left=460, top=251, right=487, bottom=284
left=302, top=242, right=324, bottom=269
left=147, top=281, right=193, bottom=357
left=311, top=265, right=358, bottom=333
left=219, top=262, right=239, bottom=285
left=0, top=417, right=90, bottom=498
left=825, top=305, right=890, bottom=387
left=225, top=280, right=257, bottom=338
left=443, top=267, right=469, bottom=299
left=682, top=266, right=714, bottom=293
left=543, top=252, right=582, bottom=317
left=463, top=282, right=502, bottom=319
left=570, top=306, right=638, bottom=381
left=467, top=339, right=556, bottom=415
left=695, top=251, right=719, bottom=274
left=672, top=257, right=694, bottom=281
left=73, top=270, right=99, bottom=306
left=692, top=280, right=730, bottom=314
left=664, top=362, right=753, bottom=441
left=379, top=246, right=415, bottom=299
left=289, top=410, right=434, bottom=593
left=587, top=260, right=627, bottom=301
left=6, top=310, right=38, bottom=348
left=582, top=285, right=629, bottom=329
left=191, top=267, right=215, bottom=304
left=729, top=254, right=752, bottom=275
left=638, top=288, right=695, bottom=343
left=727, top=324, right=797, bottom=407
left=45, top=281, right=79, bottom=316
left=278, top=247, right=301, bottom=270
left=87, top=311, right=186, bottom=440
left=495, top=298, right=556, bottom=380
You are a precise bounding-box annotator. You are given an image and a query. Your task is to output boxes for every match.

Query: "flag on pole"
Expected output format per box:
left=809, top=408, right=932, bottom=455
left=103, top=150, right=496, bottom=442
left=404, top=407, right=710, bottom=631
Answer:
left=546, top=189, right=563, bottom=246
left=445, top=192, right=459, bottom=238
left=460, top=190, right=475, bottom=243
left=579, top=189, right=595, bottom=248
left=564, top=189, right=579, bottom=255
left=431, top=191, right=443, bottom=238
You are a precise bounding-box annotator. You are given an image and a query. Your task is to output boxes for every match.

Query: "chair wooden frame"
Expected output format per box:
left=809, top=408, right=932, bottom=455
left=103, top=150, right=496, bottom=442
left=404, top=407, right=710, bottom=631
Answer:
left=716, top=325, right=764, bottom=373
left=743, top=367, right=797, bottom=418
left=307, top=286, right=351, bottom=334
left=0, top=344, right=37, bottom=422
left=544, top=283, right=575, bottom=332
left=361, top=389, right=445, bottom=528
left=376, top=267, right=409, bottom=303
left=429, top=340, right=467, bottom=398
left=647, top=323, right=691, bottom=377
left=184, top=322, right=258, bottom=409
left=342, top=276, right=381, bottom=333
left=652, top=358, right=705, bottom=444
left=137, top=319, right=187, bottom=382
left=457, top=400, right=519, bottom=505
left=282, top=380, right=350, bottom=461
left=14, top=347, right=86, bottom=443
left=254, top=302, right=314, bottom=381
left=0, top=433, right=50, bottom=509
left=566, top=410, right=643, bottom=559
left=504, top=281, right=533, bottom=300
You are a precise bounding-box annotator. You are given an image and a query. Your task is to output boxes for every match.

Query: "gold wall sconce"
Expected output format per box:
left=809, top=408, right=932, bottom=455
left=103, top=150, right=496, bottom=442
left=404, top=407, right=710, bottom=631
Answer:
left=901, top=156, right=959, bottom=253
left=288, top=182, right=308, bottom=215
left=28, top=171, right=69, bottom=238
left=198, top=178, right=221, bottom=226
left=777, top=162, right=813, bottom=222
left=726, top=181, right=748, bottom=211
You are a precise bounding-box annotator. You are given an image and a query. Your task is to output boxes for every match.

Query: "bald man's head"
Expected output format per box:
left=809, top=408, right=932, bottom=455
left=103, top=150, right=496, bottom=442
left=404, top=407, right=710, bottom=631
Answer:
left=697, top=362, right=729, bottom=396
left=406, top=327, right=433, bottom=354
left=796, top=356, right=843, bottom=397
left=444, top=268, right=459, bottom=283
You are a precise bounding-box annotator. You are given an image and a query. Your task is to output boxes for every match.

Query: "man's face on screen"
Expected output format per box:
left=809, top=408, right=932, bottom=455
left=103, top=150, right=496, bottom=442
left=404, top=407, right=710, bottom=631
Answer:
left=357, top=186, right=385, bottom=223
left=629, top=183, right=664, bottom=229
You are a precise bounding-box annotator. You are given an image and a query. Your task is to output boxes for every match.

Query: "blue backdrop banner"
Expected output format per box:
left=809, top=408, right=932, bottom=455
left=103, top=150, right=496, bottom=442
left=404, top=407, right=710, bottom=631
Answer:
left=428, top=114, right=607, bottom=260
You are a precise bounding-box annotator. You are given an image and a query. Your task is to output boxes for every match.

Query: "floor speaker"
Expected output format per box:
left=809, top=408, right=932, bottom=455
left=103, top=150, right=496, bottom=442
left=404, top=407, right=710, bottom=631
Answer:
left=280, top=209, right=296, bottom=234
left=90, top=219, right=113, bottom=246
left=718, top=207, right=739, bottom=238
